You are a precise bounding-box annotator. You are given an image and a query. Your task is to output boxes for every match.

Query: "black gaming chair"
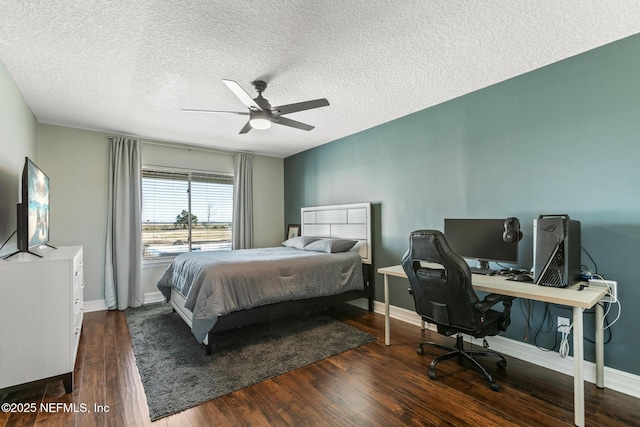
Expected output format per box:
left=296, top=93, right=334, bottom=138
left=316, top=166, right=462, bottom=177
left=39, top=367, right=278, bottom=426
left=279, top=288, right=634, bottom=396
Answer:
left=401, top=230, right=514, bottom=391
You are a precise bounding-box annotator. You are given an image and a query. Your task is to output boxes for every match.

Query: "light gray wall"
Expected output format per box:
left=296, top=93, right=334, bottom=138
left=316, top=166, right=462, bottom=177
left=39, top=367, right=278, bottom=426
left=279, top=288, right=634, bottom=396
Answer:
left=284, top=34, right=640, bottom=376
left=0, top=59, right=39, bottom=256
left=252, top=155, right=285, bottom=246
left=38, top=125, right=110, bottom=302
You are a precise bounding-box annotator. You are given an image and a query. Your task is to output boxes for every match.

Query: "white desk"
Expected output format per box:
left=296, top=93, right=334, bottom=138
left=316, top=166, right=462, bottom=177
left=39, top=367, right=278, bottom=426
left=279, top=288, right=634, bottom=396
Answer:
left=378, top=264, right=607, bottom=427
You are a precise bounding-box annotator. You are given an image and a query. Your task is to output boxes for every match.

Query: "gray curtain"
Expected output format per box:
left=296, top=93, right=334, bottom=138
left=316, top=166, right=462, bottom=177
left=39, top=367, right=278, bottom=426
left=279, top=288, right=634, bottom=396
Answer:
left=104, top=137, right=143, bottom=310
left=232, top=153, right=253, bottom=249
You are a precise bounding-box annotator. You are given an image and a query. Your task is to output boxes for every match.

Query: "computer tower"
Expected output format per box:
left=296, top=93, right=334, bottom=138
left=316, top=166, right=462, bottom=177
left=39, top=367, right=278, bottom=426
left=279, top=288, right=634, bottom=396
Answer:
left=533, top=215, right=581, bottom=287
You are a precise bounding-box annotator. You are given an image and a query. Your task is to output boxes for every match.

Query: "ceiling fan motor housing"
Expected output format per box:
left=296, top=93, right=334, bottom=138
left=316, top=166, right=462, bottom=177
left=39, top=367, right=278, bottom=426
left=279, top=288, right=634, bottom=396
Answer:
left=251, top=80, right=268, bottom=93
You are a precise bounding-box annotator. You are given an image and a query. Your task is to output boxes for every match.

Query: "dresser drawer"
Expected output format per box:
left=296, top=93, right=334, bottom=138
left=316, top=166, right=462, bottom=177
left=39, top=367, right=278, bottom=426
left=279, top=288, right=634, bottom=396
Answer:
left=71, top=309, right=83, bottom=360
left=72, top=248, right=83, bottom=272
left=73, top=262, right=83, bottom=291
left=72, top=248, right=84, bottom=317
left=73, top=284, right=83, bottom=316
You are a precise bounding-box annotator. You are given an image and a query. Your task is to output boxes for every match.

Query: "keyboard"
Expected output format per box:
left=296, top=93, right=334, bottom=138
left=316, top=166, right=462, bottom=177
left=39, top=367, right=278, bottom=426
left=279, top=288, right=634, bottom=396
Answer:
left=470, top=267, right=496, bottom=276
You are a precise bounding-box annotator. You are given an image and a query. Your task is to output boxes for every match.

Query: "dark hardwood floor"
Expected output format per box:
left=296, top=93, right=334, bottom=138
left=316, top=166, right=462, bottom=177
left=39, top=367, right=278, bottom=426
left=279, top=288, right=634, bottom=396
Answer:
left=1, top=305, right=639, bottom=426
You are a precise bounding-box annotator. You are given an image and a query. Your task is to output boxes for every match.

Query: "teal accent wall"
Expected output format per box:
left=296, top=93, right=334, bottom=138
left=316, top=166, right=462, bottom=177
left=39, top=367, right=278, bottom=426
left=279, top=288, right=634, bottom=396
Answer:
left=284, top=34, right=640, bottom=376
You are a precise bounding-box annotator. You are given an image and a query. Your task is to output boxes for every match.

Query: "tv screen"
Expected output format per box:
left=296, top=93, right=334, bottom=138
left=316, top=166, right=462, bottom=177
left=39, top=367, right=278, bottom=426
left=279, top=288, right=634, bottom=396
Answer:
left=19, top=158, right=50, bottom=251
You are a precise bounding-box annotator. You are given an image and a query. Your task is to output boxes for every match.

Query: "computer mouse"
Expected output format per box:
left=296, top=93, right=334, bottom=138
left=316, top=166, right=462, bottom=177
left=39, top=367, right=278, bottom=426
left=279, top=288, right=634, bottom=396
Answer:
left=511, top=274, right=533, bottom=283
left=507, top=273, right=533, bottom=282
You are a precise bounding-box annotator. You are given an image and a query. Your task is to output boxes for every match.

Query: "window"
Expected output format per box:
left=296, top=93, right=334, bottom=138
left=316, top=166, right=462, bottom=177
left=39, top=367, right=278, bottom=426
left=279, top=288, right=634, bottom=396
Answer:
left=141, top=168, right=233, bottom=259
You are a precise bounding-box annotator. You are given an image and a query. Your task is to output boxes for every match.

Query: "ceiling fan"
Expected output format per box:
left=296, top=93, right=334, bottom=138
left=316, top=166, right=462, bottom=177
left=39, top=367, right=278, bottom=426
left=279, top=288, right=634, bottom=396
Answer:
left=182, top=79, right=330, bottom=134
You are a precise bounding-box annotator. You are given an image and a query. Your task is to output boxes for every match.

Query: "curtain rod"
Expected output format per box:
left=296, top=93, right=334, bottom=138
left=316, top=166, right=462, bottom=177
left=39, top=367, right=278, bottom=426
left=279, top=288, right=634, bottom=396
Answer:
left=107, top=136, right=247, bottom=157
left=142, top=164, right=233, bottom=178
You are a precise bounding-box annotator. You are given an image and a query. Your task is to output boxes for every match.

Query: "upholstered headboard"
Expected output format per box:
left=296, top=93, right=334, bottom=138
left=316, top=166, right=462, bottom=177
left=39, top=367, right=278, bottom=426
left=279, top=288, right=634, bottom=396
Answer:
left=301, top=202, right=372, bottom=264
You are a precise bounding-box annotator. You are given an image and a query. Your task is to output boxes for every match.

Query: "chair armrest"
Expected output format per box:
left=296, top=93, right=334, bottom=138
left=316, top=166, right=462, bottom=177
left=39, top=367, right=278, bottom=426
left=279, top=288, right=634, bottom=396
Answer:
left=475, top=293, right=514, bottom=332
left=475, top=293, right=514, bottom=313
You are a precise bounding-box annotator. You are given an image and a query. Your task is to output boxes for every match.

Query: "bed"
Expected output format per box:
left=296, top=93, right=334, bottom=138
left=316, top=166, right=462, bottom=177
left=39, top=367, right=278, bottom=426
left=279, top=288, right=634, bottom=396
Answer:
left=156, top=202, right=374, bottom=354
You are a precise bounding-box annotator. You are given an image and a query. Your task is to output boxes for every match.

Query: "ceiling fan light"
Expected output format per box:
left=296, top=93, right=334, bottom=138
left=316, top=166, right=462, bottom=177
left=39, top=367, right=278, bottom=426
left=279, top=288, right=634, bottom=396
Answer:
left=249, top=117, right=272, bottom=130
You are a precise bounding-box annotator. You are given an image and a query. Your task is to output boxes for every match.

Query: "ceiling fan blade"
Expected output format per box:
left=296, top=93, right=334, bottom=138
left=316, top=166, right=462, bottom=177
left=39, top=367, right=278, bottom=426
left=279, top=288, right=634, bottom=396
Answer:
left=239, top=121, right=252, bottom=134
left=182, top=108, right=249, bottom=115
left=223, top=79, right=262, bottom=111
left=273, top=98, right=329, bottom=115
left=274, top=117, right=314, bottom=131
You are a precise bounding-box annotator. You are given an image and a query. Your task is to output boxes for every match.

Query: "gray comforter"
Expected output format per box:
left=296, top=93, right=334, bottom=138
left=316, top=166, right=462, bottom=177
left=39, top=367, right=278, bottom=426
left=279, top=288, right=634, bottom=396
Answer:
left=157, top=246, right=364, bottom=342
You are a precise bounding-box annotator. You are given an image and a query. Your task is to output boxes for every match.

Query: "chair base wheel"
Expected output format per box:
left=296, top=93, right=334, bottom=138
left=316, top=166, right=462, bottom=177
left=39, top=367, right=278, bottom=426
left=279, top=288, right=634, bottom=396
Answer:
left=422, top=334, right=507, bottom=392
left=417, top=347, right=424, bottom=356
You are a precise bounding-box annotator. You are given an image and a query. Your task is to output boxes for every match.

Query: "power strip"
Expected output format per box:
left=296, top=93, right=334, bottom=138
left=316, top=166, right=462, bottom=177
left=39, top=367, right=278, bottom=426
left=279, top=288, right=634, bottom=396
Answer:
left=588, top=278, right=618, bottom=303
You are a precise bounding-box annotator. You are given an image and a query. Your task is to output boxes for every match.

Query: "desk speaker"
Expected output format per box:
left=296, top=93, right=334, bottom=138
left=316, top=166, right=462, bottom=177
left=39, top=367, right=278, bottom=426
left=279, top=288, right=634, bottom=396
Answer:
left=533, top=215, right=581, bottom=288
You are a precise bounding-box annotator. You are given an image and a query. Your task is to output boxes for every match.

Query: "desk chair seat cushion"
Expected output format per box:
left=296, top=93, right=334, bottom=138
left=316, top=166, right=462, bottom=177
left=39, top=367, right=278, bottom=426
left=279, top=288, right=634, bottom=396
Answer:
left=420, top=301, right=506, bottom=339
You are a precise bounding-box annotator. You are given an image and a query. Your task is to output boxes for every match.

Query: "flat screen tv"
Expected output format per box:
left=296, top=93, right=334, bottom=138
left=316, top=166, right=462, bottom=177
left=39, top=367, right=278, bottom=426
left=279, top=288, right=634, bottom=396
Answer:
left=8, top=157, right=52, bottom=258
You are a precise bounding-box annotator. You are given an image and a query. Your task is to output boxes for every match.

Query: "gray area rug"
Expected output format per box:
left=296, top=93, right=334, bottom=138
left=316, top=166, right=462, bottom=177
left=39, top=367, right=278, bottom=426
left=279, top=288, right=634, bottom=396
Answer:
left=125, top=304, right=376, bottom=420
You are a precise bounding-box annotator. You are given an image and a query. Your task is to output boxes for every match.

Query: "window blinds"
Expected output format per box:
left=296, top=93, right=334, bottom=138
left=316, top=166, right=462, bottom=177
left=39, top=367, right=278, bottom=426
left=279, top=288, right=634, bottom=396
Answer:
left=141, top=168, right=233, bottom=258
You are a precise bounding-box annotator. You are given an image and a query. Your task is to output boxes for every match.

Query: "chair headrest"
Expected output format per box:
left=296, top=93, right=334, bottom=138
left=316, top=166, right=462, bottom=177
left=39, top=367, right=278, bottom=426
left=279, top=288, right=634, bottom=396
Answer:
left=404, top=230, right=471, bottom=275
left=409, top=230, right=452, bottom=260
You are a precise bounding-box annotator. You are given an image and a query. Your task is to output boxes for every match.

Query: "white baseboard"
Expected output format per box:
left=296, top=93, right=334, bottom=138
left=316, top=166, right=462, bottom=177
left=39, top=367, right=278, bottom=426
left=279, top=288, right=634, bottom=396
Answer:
left=83, top=299, right=108, bottom=313
left=144, top=291, right=166, bottom=305
left=83, top=291, right=166, bottom=313
left=348, top=299, right=640, bottom=400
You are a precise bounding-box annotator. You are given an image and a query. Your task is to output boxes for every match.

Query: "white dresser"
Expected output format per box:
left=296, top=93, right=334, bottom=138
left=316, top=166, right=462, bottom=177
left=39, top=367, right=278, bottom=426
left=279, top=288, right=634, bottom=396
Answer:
left=0, top=245, right=84, bottom=393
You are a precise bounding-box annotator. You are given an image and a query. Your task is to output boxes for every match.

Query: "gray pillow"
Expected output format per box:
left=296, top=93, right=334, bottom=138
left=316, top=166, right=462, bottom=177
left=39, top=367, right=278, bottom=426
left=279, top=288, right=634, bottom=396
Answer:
left=302, top=238, right=358, bottom=253
left=282, top=236, right=321, bottom=250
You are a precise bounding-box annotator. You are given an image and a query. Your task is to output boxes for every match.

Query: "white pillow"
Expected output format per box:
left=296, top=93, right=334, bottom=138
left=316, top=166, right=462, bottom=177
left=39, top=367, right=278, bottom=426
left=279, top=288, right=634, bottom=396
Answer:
left=302, top=238, right=358, bottom=253
left=282, top=236, right=321, bottom=250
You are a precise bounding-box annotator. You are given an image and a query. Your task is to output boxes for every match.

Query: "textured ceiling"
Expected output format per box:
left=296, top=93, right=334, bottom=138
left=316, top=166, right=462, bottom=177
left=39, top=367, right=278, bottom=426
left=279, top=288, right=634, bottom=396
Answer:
left=1, top=1, right=640, bottom=158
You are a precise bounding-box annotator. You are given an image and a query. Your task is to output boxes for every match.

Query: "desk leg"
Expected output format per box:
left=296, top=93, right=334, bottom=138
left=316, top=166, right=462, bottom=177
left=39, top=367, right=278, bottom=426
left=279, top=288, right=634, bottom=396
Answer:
left=573, top=307, right=585, bottom=427
left=384, top=274, right=390, bottom=345
left=595, top=302, right=605, bottom=388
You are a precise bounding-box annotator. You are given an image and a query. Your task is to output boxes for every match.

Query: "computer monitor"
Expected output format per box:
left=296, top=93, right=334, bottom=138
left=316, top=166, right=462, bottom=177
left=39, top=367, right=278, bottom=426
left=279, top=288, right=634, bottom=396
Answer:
left=444, top=218, right=519, bottom=269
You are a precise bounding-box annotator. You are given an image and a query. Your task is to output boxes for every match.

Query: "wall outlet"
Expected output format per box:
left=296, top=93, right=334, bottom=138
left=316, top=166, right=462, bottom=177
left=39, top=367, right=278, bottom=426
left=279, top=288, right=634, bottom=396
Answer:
left=557, top=316, right=571, bottom=334
left=588, top=278, right=618, bottom=303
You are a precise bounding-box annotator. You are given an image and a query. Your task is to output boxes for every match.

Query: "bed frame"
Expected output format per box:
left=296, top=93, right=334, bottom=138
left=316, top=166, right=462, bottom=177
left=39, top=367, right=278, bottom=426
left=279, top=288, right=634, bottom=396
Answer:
left=169, top=202, right=374, bottom=355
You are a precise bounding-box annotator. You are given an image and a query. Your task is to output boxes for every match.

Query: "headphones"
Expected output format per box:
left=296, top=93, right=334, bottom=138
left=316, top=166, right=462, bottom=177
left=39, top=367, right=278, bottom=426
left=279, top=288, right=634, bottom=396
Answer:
left=503, top=217, right=523, bottom=243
